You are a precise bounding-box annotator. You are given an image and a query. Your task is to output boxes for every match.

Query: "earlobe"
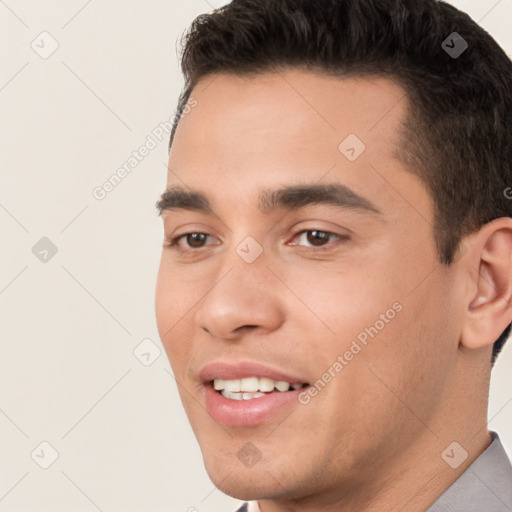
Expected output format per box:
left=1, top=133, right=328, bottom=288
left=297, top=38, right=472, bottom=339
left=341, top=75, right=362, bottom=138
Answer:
left=460, top=219, right=512, bottom=350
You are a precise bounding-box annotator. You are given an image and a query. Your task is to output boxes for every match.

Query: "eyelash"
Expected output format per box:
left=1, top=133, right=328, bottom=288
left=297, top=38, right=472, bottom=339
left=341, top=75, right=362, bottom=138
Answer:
left=163, top=230, right=349, bottom=252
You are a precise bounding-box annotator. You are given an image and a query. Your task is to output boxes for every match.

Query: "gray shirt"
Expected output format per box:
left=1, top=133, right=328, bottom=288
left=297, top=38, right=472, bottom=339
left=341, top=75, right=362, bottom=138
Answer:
left=235, top=431, right=512, bottom=512
left=427, top=431, right=512, bottom=511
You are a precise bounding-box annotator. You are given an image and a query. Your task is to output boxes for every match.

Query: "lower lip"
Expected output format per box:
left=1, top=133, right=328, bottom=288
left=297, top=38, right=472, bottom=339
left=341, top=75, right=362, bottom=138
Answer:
left=204, top=383, right=304, bottom=426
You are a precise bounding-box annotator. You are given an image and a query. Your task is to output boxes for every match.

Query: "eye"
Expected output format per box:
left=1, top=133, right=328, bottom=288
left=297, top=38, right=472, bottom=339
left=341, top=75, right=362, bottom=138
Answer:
left=163, top=229, right=348, bottom=252
left=290, top=229, right=347, bottom=249
left=164, top=232, right=217, bottom=250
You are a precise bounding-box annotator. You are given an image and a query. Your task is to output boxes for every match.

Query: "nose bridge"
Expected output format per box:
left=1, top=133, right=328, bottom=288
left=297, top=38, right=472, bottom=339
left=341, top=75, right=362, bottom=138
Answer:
left=193, top=244, right=284, bottom=339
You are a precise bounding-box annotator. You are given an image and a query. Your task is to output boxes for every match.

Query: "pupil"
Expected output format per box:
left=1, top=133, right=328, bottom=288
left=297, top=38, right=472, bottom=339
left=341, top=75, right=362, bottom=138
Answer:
left=188, top=233, right=207, bottom=248
left=307, top=231, right=328, bottom=246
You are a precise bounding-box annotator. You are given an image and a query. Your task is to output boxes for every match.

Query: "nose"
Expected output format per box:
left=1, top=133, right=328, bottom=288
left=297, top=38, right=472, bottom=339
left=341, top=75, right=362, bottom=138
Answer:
left=194, top=257, right=285, bottom=341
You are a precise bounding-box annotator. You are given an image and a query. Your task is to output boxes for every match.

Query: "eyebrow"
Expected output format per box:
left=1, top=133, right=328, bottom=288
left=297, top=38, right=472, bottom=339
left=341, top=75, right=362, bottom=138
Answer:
left=156, top=183, right=382, bottom=218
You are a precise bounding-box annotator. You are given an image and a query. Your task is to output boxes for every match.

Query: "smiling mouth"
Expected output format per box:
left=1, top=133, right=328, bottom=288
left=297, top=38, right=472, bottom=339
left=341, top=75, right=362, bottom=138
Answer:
left=211, top=376, right=309, bottom=400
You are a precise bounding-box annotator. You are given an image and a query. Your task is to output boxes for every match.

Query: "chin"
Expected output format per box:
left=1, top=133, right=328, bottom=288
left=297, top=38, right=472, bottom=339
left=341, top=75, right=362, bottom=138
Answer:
left=203, top=454, right=302, bottom=502
left=209, top=473, right=283, bottom=502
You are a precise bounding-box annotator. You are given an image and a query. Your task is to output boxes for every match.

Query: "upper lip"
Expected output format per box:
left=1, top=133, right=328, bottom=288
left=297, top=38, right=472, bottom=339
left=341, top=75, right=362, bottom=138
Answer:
left=199, top=360, right=308, bottom=384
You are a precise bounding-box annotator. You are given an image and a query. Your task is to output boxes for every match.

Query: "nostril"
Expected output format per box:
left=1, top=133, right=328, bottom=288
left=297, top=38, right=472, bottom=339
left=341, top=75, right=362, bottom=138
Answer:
left=235, top=325, right=258, bottom=333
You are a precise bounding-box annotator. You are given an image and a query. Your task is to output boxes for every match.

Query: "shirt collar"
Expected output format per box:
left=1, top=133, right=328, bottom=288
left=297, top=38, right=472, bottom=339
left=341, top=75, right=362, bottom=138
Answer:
left=427, top=431, right=512, bottom=511
left=247, top=501, right=260, bottom=512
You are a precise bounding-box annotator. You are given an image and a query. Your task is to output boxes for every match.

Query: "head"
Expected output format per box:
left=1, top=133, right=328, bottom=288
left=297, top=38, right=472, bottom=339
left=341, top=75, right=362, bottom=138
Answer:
left=155, top=0, right=512, bottom=505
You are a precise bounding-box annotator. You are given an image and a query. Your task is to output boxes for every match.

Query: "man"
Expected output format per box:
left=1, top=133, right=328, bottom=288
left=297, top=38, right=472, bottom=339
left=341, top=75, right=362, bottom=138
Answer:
left=155, top=0, right=512, bottom=510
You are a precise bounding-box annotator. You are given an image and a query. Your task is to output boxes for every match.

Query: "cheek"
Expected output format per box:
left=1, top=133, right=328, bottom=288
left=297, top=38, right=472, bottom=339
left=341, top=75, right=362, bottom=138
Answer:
left=155, top=255, right=201, bottom=330
left=284, top=256, right=399, bottom=347
left=342, top=273, right=457, bottom=426
left=155, top=259, right=193, bottom=365
left=288, top=247, right=451, bottom=390
left=154, top=260, right=173, bottom=338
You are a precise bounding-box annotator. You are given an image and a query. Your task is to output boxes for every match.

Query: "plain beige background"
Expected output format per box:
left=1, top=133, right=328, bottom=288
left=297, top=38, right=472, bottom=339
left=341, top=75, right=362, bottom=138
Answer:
left=0, top=1, right=510, bottom=511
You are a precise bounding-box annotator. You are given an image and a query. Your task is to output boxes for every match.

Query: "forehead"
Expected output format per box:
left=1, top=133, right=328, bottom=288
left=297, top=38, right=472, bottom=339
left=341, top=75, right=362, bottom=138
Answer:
left=176, top=70, right=408, bottom=143
left=166, top=70, right=430, bottom=222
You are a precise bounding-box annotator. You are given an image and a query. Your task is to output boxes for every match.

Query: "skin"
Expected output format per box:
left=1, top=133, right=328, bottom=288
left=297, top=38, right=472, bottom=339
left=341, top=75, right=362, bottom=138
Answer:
left=155, top=69, right=512, bottom=511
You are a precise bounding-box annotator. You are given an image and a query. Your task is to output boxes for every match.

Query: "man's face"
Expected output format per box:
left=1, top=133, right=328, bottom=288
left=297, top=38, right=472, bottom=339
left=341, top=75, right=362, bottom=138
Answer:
left=155, top=70, right=464, bottom=502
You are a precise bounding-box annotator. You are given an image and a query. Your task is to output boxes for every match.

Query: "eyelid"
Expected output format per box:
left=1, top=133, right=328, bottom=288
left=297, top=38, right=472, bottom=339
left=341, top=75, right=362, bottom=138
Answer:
left=288, top=229, right=349, bottom=249
left=164, top=231, right=219, bottom=249
left=164, top=228, right=349, bottom=252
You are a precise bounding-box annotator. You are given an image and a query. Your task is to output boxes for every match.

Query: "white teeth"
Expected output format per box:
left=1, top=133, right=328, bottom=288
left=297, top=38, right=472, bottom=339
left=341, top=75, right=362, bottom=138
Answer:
left=213, top=377, right=305, bottom=397
left=241, top=377, right=260, bottom=392
left=213, top=379, right=225, bottom=391
left=220, top=390, right=266, bottom=400
left=242, top=391, right=265, bottom=400
left=224, top=379, right=241, bottom=392
left=222, top=390, right=244, bottom=400
left=259, top=377, right=275, bottom=392
left=275, top=380, right=290, bottom=392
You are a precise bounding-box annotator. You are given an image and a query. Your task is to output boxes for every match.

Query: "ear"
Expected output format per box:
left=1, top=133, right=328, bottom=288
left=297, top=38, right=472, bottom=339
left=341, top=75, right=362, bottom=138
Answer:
left=461, top=217, right=512, bottom=350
